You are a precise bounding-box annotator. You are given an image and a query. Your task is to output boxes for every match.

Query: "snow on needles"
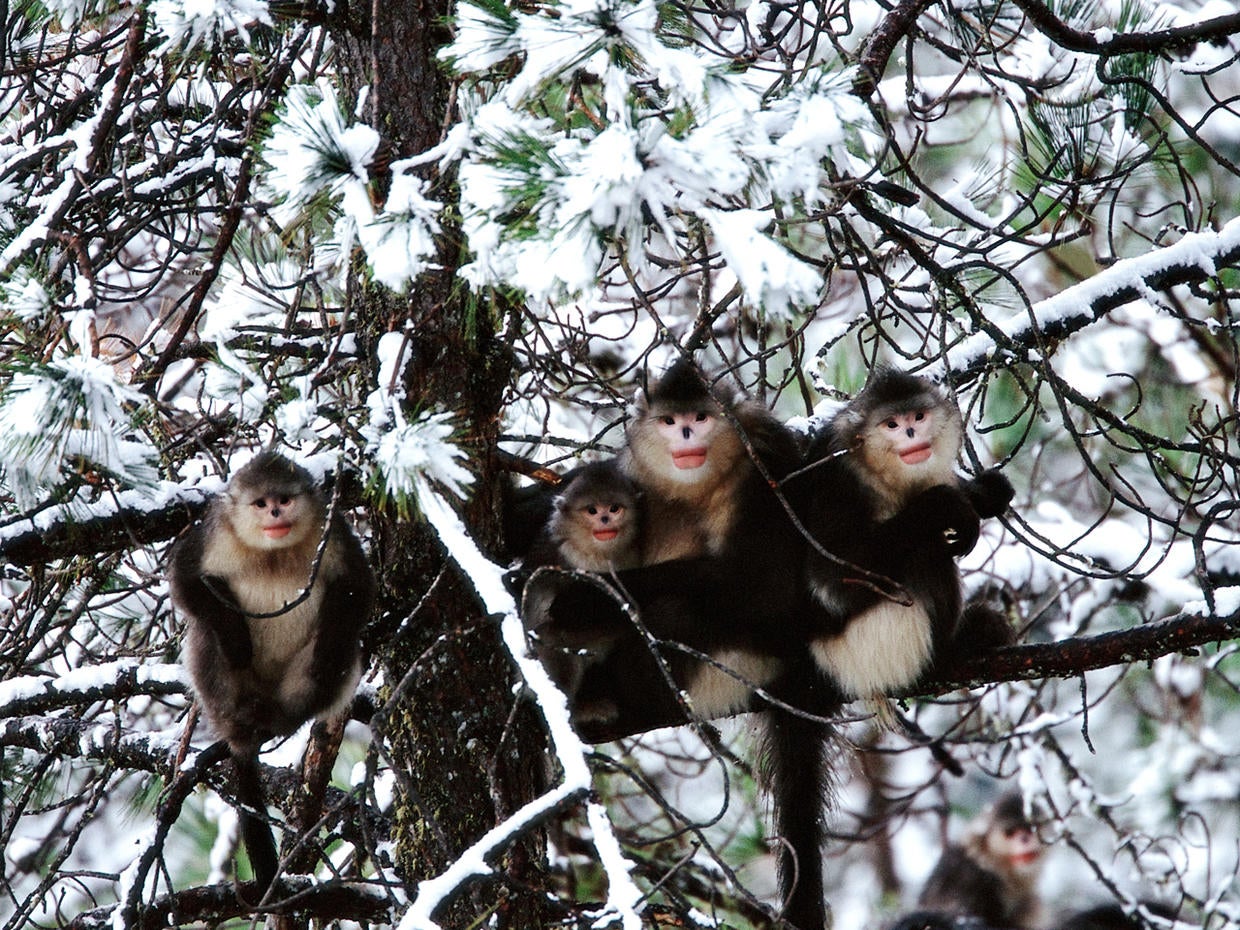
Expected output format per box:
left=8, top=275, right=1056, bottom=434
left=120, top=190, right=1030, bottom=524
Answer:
left=261, top=85, right=442, bottom=292
left=0, top=355, right=159, bottom=509
left=150, top=0, right=272, bottom=52
left=434, top=0, right=874, bottom=310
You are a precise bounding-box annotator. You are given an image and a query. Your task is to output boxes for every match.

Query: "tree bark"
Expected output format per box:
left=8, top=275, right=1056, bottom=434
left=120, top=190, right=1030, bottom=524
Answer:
left=330, top=5, right=550, bottom=926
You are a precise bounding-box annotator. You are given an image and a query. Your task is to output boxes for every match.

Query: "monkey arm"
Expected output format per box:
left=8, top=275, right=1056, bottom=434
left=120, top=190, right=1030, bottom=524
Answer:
left=180, top=573, right=255, bottom=669
left=524, top=557, right=728, bottom=647
left=807, top=479, right=978, bottom=625
left=308, top=521, right=374, bottom=686
left=169, top=525, right=254, bottom=668
left=878, top=484, right=982, bottom=557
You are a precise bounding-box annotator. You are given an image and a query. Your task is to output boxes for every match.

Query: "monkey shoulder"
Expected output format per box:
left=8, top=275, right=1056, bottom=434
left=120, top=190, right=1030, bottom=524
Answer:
left=799, top=428, right=881, bottom=536
left=316, top=515, right=376, bottom=628
left=737, top=404, right=803, bottom=479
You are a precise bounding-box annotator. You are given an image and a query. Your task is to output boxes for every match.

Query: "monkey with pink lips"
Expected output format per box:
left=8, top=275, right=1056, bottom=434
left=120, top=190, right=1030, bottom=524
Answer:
left=802, top=367, right=1014, bottom=700
left=170, top=451, right=375, bottom=890
left=521, top=358, right=806, bottom=736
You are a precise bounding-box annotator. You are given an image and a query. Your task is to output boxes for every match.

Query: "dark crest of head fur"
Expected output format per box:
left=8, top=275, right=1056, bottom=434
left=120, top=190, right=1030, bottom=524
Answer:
left=858, top=366, right=944, bottom=411
left=230, top=451, right=317, bottom=497
left=991, top=791, right=1031, bottom=828
left=640, top=356, right=736, bottom=413
left=554, top=461, right=640, bottom=512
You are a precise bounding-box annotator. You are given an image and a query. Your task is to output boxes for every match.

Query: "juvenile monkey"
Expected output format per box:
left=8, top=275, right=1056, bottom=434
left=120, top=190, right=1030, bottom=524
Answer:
left=803, top=367, right=1014, bottom=700
left=170, top=451, right=375, bottom=890
left=918, top=793, right=1044, bottom=929
left=525, top=461, right=644, bottom=573
left=522, top=462, right=644, bottom=719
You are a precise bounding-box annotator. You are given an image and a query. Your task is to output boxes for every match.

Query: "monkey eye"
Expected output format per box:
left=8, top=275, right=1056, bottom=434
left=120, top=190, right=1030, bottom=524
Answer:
left=609, top=504, right=623, bottom=514
left=914, top=411, right=926, bottom=421
left=660, top=415, right=676, bottom=426
left=694, top=412, right=709, bottom=422
left=252, top=497, right=267, bottom=508
left=885, top=419, right=899, bottom=430
left=278, top=495, right=293, bottom=505
left=585, top=506, right=599, bottom=515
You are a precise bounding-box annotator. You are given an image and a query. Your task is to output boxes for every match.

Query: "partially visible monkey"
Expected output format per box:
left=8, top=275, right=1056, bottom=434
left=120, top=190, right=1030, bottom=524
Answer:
left=1060, top=901, right=1181, bottom=930
left=917, top=793, right=1044, bottom=929
left=524, top=460, right=644, bottom=573
left=523, top=357, right=809, bottom=736
left=802, top=367, right=1015, bottom=700
left=169, top=451, right=376, bottom=890
left=521, top=461, right=644, bottom=721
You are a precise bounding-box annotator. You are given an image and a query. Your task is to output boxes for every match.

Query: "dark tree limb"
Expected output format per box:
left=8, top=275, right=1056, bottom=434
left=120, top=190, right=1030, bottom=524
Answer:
left=855, top=0, right=937, bottom=99
left=67, top=878, right=394, bottom=929
left=574, top=604, right=1239, bottom=743
left=853, top=0, right=1240, bottom=101
left=1005, top=0, right=1240, bottom=56
left=921, top=606, right=1240, bottom=695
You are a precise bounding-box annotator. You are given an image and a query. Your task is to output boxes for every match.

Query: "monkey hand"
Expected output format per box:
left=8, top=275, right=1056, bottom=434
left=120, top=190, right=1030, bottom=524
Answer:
left=905, top=485, right=981, bottom=556
left=966, top=468, right=1015, bottom=519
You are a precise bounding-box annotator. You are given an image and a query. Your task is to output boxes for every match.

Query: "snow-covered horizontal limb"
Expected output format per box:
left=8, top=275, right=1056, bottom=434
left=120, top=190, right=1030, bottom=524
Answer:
left=0, top=661, right=187, bottom=717
left=937, top=216, right=1240, bottom=381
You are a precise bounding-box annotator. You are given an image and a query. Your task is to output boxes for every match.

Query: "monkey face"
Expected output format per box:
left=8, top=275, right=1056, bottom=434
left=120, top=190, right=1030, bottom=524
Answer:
left=576, top=500, right=632, bottom=543
left=653, top=409, right=720, bottom=471
left=995, top=822, right=1042, bottom=872
left=232, top=487, right=319, bottom=550
left=861, top=398, right=962, bottom=493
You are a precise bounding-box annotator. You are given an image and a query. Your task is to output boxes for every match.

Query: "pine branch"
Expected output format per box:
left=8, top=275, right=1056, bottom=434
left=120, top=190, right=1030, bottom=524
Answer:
left=1006, top=0, right=1240, bottom=55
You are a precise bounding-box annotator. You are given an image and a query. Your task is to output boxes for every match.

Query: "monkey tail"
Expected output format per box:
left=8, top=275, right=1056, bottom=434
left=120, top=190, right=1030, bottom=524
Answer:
left=760, top=704, right=836, bottom=930
left=233, top=752, right=279, bottom=891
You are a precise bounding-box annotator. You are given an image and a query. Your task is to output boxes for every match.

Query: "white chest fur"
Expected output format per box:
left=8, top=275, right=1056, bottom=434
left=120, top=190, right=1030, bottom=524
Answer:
left=810, top=600, right=933, bottom=698
left=201, top=533, right=341, bottom=683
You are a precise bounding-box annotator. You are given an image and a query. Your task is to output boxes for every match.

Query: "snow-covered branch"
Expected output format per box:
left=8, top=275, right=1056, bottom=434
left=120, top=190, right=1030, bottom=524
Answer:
left=941, top=218, right=1240, bottom=382
left=0, top=661, right=187, bottom=718
left=409, top=486, right=645, bottom=930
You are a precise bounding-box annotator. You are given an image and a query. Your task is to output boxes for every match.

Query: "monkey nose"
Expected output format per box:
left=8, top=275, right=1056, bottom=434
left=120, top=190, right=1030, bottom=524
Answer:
left=905, top=427, right=915, bottom=437
left=681, top=428, right=692, bottom=439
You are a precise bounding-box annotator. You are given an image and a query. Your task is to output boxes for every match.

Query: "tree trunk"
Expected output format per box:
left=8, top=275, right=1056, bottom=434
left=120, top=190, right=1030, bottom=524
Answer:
left=330, top=5, right=550, bottom=926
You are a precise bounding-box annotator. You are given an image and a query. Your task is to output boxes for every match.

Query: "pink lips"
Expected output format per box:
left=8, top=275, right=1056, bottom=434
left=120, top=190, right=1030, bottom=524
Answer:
left=673, top=450, right=708, bottom=469
left=593, top=529, right=619, bottom=541
left=263, top=524, right=293, bottom=539
left=899, top=444, right=932, bottom=465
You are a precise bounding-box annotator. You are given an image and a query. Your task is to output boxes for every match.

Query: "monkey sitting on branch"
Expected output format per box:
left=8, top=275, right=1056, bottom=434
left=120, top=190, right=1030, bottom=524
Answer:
left=520, top=460, right=645, bottom=721
left=764, top=367, right=1016, bottom=930
left=169, top=451, right=376, bottom=891
left=801, top=366, right=1015, bottom=701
